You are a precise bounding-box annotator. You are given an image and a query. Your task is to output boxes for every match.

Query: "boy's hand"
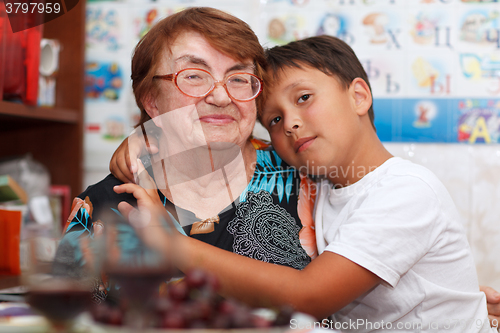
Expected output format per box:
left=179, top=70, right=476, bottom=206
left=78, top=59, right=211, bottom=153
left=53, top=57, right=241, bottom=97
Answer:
left=113, top=160, right=173, bottom=254
left=481, top=285, right=500, bottom=330
left=109, top=129, right=159, bottom=184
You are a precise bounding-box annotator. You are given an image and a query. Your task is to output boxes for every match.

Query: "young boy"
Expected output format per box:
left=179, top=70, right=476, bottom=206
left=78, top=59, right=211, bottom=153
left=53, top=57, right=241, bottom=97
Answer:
left=259, top=35, right=495, bottom=331
left=114, top=35, right=496, bottom=332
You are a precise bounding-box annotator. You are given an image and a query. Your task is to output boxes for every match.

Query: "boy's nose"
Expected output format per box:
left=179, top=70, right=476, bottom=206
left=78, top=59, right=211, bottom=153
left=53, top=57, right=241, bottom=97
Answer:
left=284, top=117, right=302, bottom=136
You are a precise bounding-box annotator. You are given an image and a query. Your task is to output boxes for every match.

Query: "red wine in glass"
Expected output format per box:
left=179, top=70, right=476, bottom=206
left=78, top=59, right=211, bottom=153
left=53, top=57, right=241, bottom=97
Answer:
left=107, top=266, right=171, bottom=302
left=106, top=266, right=172, bottom=329
left=26, top=281, right=92, bottom=332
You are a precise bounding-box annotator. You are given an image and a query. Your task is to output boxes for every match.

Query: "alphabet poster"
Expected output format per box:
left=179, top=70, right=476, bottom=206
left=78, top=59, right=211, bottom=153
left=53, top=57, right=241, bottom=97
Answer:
left=84, top=0, right=500, bottom=173
left=259, top=0, right=500, bottom=143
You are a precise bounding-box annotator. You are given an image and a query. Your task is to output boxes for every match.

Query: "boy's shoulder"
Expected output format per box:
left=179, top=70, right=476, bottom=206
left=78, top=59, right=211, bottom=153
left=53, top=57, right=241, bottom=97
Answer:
left=382, top=157, right=442, bottom=186
left=370, top=157, right=451, bottom=204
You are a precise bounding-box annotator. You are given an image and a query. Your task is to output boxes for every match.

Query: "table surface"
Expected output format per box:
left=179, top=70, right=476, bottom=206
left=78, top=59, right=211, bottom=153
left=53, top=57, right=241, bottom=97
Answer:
left=0, top=275, right=329, bottom=332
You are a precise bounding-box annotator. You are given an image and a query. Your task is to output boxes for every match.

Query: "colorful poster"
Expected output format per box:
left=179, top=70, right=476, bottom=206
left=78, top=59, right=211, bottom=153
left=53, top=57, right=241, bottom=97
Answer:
left=85, top=3, right=130, bottom=53
left=83, top=0, right=500, bottom=166
left=85, top=61, right=125, bottom=103
left=456, top=99, right=500, bottom=144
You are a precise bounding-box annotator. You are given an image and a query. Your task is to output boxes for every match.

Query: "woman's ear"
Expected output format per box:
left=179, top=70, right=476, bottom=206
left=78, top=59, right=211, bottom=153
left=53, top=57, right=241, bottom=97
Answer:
left=142, top=94, right=162, bottom=128
left=350, top=78, right=372, bottom=116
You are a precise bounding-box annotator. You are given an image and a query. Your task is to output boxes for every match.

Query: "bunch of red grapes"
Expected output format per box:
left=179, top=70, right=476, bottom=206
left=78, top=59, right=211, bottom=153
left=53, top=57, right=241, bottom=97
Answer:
left=91, top=268, right=293, bottom=329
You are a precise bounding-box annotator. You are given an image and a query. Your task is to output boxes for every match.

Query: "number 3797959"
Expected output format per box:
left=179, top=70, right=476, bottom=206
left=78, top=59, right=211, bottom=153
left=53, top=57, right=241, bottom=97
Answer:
left=5, top=2, right=61, bottom=14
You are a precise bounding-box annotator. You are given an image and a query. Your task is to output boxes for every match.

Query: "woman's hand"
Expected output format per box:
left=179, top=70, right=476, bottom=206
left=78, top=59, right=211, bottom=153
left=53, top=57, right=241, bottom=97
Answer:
left=481, top=285, right=500, bottom=330
left=109, top=129, right=159, bottom=183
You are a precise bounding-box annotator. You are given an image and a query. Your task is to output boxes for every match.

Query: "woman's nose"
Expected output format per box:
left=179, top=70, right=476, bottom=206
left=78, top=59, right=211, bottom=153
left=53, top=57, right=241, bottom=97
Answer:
left=206, top=82, right=232, bottom=107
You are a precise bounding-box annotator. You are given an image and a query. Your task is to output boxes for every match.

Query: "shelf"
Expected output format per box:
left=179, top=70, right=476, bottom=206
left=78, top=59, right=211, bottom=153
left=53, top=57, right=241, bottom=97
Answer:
left=0, top=101, right=79, bottom=124
left=0, top=0, right=85, bottom=199
left=0, top=274, right=20, bottom=290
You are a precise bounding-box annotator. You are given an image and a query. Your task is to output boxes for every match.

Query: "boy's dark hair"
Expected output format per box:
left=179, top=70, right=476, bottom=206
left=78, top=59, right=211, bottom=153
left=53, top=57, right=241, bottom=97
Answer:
left=262, top=35, right=375, bottom=130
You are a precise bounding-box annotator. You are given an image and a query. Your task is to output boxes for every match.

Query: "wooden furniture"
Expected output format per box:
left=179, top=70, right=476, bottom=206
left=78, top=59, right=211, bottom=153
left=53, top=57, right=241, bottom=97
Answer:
left=0, top=1, right=85, bottom=200
left=0, top=274, right=20, bottom=290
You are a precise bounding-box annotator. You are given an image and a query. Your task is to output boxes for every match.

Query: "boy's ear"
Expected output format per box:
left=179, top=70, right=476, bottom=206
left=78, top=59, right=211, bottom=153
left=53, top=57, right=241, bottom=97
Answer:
left=142, top=94, right=162, bottom=127
left=350, top=78, right=372, bottom=116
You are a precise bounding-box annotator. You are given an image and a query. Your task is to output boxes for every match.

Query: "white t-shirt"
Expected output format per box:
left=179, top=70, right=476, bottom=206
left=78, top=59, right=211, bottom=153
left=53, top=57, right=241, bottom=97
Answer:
left=315, top=157, right=495, bottom=333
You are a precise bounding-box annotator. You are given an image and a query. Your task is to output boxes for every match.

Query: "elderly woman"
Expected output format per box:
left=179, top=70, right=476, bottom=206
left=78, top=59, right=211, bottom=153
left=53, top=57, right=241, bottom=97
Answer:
left=54, top=7, right=315, bottom=303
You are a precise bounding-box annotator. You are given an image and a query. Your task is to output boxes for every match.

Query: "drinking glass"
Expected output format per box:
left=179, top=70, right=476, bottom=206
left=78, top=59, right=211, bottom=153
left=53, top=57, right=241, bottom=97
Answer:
left=22, top=226, right=94, bottom=333
left=99, top=217, right=175, bottom=330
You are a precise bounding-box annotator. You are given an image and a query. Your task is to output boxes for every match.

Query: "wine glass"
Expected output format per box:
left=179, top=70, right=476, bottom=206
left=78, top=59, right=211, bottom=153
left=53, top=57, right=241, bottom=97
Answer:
left=22, top=225, right=94, bottom=333
left=99, top=215, right=175, bottom=330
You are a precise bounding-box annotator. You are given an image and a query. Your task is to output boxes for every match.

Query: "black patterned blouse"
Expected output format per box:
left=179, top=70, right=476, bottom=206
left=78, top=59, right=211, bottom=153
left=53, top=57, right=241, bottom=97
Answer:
left=54, top=143, right=317, bottom=304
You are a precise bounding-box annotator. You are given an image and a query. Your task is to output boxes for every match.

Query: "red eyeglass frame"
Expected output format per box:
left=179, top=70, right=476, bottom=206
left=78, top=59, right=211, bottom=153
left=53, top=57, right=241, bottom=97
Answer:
left=153, top=68, right=263, bottom=102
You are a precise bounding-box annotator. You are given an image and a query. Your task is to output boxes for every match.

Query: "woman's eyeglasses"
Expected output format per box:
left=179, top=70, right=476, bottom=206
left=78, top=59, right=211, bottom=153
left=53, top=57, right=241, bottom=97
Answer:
left=153, top=68, right=262, bottom=102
